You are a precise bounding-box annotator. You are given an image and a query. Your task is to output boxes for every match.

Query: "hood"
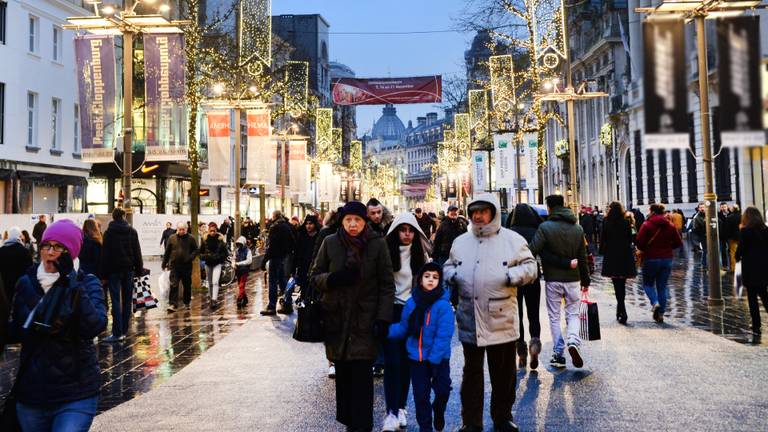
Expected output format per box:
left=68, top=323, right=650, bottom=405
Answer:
left=303, top=214, right=320, bottom=227
left=235, top=236, right=246, bottom=245
left=468, top=193, right=502, bottom=237
left=547, top=206, right=577, bottom=224
left=509, top=204, right=542, bottom=229
left=648, top=214, right=671, bottom=227
left=386, top=212, right=428, bottom=240
left=108, top=219, right=133, bottom=233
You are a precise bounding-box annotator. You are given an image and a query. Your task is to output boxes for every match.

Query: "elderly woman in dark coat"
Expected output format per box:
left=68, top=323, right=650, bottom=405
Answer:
left=311, top=201, right=395, bottom=432
left=599, top=201, right=637, bottom=324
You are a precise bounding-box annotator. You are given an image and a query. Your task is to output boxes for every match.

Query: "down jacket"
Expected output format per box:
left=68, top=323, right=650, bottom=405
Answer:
left=443, top=193, right=538, bottom=347
left=530, top=206, right=590, bottom=286
left=388, top=286, right=454, bottom=364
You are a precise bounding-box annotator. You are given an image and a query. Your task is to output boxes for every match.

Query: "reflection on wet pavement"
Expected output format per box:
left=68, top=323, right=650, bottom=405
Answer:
left=0, top=263, right=268, bottom=414
left=592, top=240, right=768, bottom=347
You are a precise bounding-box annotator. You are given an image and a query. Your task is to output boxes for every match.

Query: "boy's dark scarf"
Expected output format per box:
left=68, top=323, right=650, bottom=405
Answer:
left=337, top=225, right=369, bottom=269
left=408, top=286, right=443, bottom=337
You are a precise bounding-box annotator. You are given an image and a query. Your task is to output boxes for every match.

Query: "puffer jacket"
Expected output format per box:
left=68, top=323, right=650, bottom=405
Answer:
left=443, top=193, right=538, bottom=347
left=200, top=233, right=228, bottom=266
left=529, top=206, right=590, bottom=286
left=388, top=286, right=454, bottom=364
left=9, top=265, right=107, bottom=405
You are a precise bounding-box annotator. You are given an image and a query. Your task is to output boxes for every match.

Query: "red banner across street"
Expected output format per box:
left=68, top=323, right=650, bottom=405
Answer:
left=331, top=76, right=442, bottom=105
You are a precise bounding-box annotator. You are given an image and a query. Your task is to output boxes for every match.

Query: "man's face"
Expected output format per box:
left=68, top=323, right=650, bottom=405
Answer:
left=166, top=222, right=172, bottom=229
left=447, top=210, right=458, bottom=220
left=306, top=221, right=317, bottom=233
left=40, top=215, right=46, bottom=223
left=698, top=204, right=705, bottom=212
left=415, top=210, right=423, bottom=218
left=720, top=204, right=728, bottom=213
left=398, top=224, right=415, bottom=246
left=367, top=205, right=384, bottom=224
left=471, top=208, right=493, bottom=226
left=177, top=223, right=187, bottom=236
left=208, top=227, right=217, bottom=237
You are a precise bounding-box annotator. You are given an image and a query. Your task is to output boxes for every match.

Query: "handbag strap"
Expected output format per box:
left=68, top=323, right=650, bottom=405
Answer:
left=645, top=226, right=662, bottom=249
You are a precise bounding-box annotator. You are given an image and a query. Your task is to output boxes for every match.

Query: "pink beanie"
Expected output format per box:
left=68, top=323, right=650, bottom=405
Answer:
left=41, top=219, right=83, bottom=258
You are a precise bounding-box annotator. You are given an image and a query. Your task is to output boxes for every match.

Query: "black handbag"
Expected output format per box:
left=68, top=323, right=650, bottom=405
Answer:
left=292, top=283, right=325, bottom=343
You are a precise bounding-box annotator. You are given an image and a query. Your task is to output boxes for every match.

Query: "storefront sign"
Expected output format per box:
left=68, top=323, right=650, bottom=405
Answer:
left=206, top=111, right=231, bottom=185
left=245, top=109, right=276, bottom=185
left=144, top=34, right=187, bottom=160
left=331, top=76, right=442, bottom=105
left=75, top=35, right=116, bottom=163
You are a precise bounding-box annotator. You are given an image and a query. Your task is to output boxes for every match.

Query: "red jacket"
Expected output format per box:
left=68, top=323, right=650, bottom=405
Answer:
left=636, top=215, right=682, bottom=260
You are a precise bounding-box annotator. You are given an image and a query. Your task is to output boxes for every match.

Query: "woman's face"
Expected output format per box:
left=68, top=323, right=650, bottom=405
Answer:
left=40, top=240, right=66, bottom=268
left=398, top=224, right=415, bottom=246
left=342, top=215, right=365, bottom=237
left=421, top=271, right=440, bottom=291
left=208, top=227, right=217, bottom=237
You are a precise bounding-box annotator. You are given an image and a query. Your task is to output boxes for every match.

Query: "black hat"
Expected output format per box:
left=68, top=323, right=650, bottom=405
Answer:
left=447, top=205, right=459, bottom=212
left=341, top=201, right=368, bottom=221
left=418, top=261, right=443, bottom=285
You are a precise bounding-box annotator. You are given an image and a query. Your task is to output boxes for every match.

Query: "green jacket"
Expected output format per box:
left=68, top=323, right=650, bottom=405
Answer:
left=529, top=206, right=590, bottom=285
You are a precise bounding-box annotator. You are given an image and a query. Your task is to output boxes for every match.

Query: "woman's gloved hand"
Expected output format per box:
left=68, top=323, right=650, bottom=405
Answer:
left=328, top=266, right=358, bottom=287
left=54, top=253, right=75, bottom=282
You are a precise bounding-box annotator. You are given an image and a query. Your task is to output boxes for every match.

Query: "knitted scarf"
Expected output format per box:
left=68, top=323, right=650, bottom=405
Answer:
left=407, top=285, right=444, bottom=337
left=337, top=225, right=369, bottom=269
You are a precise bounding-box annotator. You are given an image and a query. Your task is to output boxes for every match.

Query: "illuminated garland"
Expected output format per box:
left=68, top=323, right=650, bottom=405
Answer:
left=453, top=113, right=471, bottom=162
left=332, top=128, right=343, bottom=164
left=349, top=140, right=363, bottom=173
left=555, top=139, right=568, bottom=158
left=489, top=55, right=516, bottom=114
left=284, top=61, right=309, bottom=117
left=314, top=108, right=333, bottom=162
left=468, top=89, right=489, bottom=143
left=239, top=0, right=271, bottom=67
left=600, top=123, right=612, bottom=147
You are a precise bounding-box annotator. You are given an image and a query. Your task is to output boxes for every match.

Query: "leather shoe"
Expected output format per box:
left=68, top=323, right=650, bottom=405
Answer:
left=493, top=420, right=519, bottom=432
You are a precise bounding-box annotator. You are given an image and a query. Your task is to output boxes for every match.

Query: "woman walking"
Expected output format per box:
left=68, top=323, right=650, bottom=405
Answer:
left=735, top=207, right=768, bottom=335
left=79, top=219, right=102, bottom=278
left=636, top=204, right=682, bottom=323
left=599, top=202, right=637, bottom=324
left=311, top=201, right=395, bottom=432
left=200, top=223, right=228, bottom=308
left=8, top=219, right=107, bottom=431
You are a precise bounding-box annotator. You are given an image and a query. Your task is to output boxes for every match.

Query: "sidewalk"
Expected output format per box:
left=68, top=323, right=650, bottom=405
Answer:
left=91, top=279, right=768, bottom=431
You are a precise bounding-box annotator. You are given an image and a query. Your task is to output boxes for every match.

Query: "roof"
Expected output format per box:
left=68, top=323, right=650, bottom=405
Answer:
left=371, top=105, right=406, bottom=141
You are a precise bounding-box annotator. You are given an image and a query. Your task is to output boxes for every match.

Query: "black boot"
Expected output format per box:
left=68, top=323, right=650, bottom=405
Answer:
left=617, top=303, right=628, bottom=324
left=493, top=420, right=519, bottom=432
left=516, top=339, right=527, bottom=368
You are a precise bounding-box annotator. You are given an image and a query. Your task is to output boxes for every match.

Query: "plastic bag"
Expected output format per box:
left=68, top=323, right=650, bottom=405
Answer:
left=157, top=270, right=171, bottom=303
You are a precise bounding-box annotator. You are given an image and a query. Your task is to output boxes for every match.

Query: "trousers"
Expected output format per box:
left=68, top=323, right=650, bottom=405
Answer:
left=545, top=281, right=581, bottom=355
left=206, top=264, right=222, bottom=301
left=17, top=396, right=98, bottom=432
left=460, top=341, right=516, bottom=427
left=410, top=360, right=451, bottom=432
left=384, top=304, right=410, bottom=414
left=169, top=264, right=193, bottom=307
left=335, top=360, right=374, bottom=430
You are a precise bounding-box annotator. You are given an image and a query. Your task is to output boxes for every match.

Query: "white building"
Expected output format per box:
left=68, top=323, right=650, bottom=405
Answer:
left=0, top=0, right=91, bottom=214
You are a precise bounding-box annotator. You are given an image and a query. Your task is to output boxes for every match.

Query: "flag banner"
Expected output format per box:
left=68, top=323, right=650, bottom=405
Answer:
left=332, top=76, right=442, bottom=105
left=494, top=134, right=515, bottom=188
left=144, top=34, right=187, bottom=161
left=75, top=35, right=117, bottom=163
left=472, top=151, right=488, bottom=196
left=643, top=21, right=689, bottom=149
left=526, top=135, right=539, bottom=190
left=717, top=16, right=764, bottom=148
left=318, top=162, right=336, bottom=202
left=206, top=111, right=231, bottom=185
left=446, top=177, right=457, bottom=199
left=289, top=140, right=310, bottom=195
left=245, top=109, right=276, bottom=185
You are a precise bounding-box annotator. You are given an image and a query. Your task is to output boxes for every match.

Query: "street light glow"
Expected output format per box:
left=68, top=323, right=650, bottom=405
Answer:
left=213, top=83, right=225, bottom=95
left=158, top=4, right=171, bottom=12
left=101, top=4, right=115, bottom=14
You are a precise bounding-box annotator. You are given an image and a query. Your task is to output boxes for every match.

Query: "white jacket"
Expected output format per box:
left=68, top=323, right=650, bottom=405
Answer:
left=443, top=193, right=538, bottom=347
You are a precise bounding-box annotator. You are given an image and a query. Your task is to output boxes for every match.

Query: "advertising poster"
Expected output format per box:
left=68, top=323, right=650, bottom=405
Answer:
left=75, top=35, right=116, bottom=162
left=494, top=133, right=514, bottom=188
left=144, top=34, right=187, bottom=160
left=332, top=76, right=442, bottom=105
left=206, top=111, right=231, bottom=185
left=245, top=109, right=276, bottom=185
left=472, top=151, right=488, bottom=196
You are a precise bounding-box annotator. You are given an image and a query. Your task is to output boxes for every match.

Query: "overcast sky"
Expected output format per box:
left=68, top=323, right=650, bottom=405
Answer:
left=272, top=0, right=474, bottom=136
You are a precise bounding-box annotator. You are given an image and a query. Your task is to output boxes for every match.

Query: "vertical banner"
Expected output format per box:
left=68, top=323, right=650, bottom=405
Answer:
left=75, top=35, right=116, bottom=162
left=471, top=151, right=488, bottom=196
left=643, top=21, right=688, bottom=149
left=526, top=134, right=539, bottom=190
left=206, top=111, right=231, bottom=185
left=717, top=17, right=763, bottom=148
left=144, top=34, right=187, bottom=161
left=245, top=109, right=276, bottom=185
left=446, top=177, right=457, bottom=199
left=494, top=134, right=515, bottom=188
left=289, top=140, right=309, bottom=195
left=317, top=162, right=335, bottom=202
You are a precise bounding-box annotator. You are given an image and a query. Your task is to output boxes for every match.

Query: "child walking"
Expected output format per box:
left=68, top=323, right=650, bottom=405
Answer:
left=388, top=262, right=454, bottom=432
left=234, top=236, right=252, bottom=308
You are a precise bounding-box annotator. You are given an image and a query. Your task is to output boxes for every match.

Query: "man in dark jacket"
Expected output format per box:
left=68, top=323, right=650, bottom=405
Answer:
left=718, top=202, right=730, bottom=270
left=260, top=211, right=296, bottom=315
left=579, top=208, right=595, bottom=251
left=31, top=214, right=47, bottom=252
left=163, top=221, right=199, bottom=312
left=219, top=217, right=234, bottom=246
left=242, top=217, right=260, bottom=246
left=160, top=222, right=175, bottom=249
left=432, top=205, right=467, bottom=265
left=290, top=215, right=320, bottom=311
left=414, top=208, right=436, bottom=239
left=101, top=208, right=143, bottom=342
left=727, top=204, right=741, bottom=272
left=0, top=226, right=34, bottom=304
left=530, top=195, right=590, bottom=370
left=366, top=198, right=392, bottom=236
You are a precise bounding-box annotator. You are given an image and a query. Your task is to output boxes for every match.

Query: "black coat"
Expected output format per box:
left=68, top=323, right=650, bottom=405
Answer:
left=78, top=236, right=102, bottom=278
left=599, top=218, right=637, bottom=278
left=432, top=217, right=468, bottom=261
left=311, top=230, right=394, bottom=362
left=163, top=233, right=199, bottom=268
left=101, top=220, right=143, bottom=277
left=294, top=229, right=319, bottom=280
left=264, top=220, right=295, bottom=262
left=736, top=226, right=768, bottom=287
left=726, top=211, right=742, bottom=241
left=32, top=221, right=47, bottom=246
left=160, top=228, right=176, bottom=248
left=579, top=213, right=595, bottom=235
left=200, top=234, right=228, bottom=266
left=0, top=242, right=34, bottom=302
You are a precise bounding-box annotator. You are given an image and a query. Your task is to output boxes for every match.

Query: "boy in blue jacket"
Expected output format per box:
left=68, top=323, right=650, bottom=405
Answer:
left=389, top=262, right=454, bottom=432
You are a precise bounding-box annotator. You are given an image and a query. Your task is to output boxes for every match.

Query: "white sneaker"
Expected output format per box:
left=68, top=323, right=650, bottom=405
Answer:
left=397, top=409, right=407, bottom=428
left=382, top=413, right=399, bottom=431
left=327, top=365, right=335, bottom=378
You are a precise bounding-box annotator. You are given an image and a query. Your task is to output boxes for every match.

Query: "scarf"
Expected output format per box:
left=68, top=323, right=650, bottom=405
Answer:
left=36, top=258, right=81, bottom=294
left=337, top=225, right=369, bottom=269
left=407, top=285, right=444, bottom=337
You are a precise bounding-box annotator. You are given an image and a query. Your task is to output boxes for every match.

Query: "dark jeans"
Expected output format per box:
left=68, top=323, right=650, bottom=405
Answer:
left=169, top=264, right=193, bottom=307
left=268, top=256, right=287, bottom=309
left=335, top=360, right=374, bottom=430
left=460, top=341, right=516, bottom=427
left=517, top=277, right=541, bottom=341
left=107, top=271, right=134, bottom=337
left=745, top=285, right=768, bottom=331
left=384, top=304, right=410, bottom=414
left=17, top=395, right=98, bottom=432
left=642, top=258, right=673, bottom=314
left=410, top=360, right=451, bottom=432
left=720, top=239, right=730, bottom=269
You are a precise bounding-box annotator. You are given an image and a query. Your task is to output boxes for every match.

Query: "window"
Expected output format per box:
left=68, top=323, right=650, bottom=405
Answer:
left=0, top=82, right=4, bottom=144
left=28, top=15, right=38, bottom=53
left=27, top=92, right=37, bottom=147
left=0, top=1, right=7, bottom=45
left=51, top=98, right=61, bottom=150
left=52, top=26, right=62, bottom=61
left=73, top=104, right=80, bottom=153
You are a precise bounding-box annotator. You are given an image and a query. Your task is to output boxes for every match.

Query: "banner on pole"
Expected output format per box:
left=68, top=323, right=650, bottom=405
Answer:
left=332, top=76, right=442, bottom=105
left=446, top=177, right=457, bottom=200
left=75, top=35, right=117, bottom=163
left=144, top=34, right=187, bottom=161
left=471, top=151, right=488, bottom=196
left=206, top=111, right=231, bottom=185
left=318, top=162, right=336, bottom=202
left=643, top=21, right=689, bottom=149
left=289, top=140, right=310, bottom=196
left=245, top=109, right=276, bottom=185
left=717, top=16, right=764, bottom=148
left=526, top=135, right=539, bottom=190
left=494, top=134, right=515, bottom=188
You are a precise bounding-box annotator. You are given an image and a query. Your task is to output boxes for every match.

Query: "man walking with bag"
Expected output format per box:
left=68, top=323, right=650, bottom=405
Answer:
left=163, top=222, right=199, bottom=312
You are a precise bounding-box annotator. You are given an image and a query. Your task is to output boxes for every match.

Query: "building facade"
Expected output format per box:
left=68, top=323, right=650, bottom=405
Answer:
left=272, top=14, right=331, bottom=106
left=363, top=104, right=408, bottom=167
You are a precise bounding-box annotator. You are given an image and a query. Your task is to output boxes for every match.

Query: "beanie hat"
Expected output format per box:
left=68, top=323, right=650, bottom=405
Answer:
left=341, top=201, right=368, bottom=221
left=41, top=219, right=83, bottom=258
left=418, top=261, right=444, bottom=288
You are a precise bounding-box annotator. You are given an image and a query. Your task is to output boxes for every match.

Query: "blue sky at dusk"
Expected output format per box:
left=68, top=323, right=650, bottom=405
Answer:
left=272, top=0, right=474, bottom=136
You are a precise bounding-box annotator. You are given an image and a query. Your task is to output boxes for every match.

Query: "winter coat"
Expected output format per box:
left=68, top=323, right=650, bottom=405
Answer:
left=433, top=217, right=468, bottom=262
left=9, top=265, right=107, bottom=405
left=200, top=233, right=228, bottom=266
left=0, top=277, right=9, bottom=353
left=530, top=206, right=591, bottom=285
left=443, top=193, right=538, bottom=347
left=312, top=224, right=339, bottom=266
left=388, top=286, right=454, bottom=364
left=669, top=212, right=684, bottom=232
left=415, top=214, right=436, bottom=238
left=162, top=233, right=199, bottom=269
left=736, top=226, right=768, bottom=287
left=368, top=206, right=394, bottom=237
left=264, top=219, right=296, bottom=262
left=692, top=211, right=706, bottom=238
left=579, top=212, right=595, bottom=235
left=32, top=221, right=47, bottom=246
left=636, top=215, right=683, bottom=260
left=101, top=220, right=143, bottom=277
left=294, top=229, right=320, bottom=278
left=242, top=223, right=260, bottom=241
left=219, top=222, right=234, bottom=244
left=507, top=203, right=543, bottom=244
left=727, top=211, right=742, bottom=241
left=599, top=218, right=637, bottom=278
left=718, top=211, right=729, bottom=239
left=78, top=236, right=102, bottom=277
left=160, top=228, right=175, bottom=248
left=235, top=246, right=252, bottom=277
left=0, top=241, right=34, bottom=303
left=311, top=229, right=395, bottom=362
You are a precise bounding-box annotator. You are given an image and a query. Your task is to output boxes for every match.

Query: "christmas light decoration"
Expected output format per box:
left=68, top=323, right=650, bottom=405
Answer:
left=454, top=113, right=471, bottom=162
left=555, top=139, right=569, bottom=158
left=489, top=55, right=516, bottom=114
left=468, top=89, right=489, bottom=142
left=284, top=61, right=309, bottom=118
left=600, top=123, right=613, bottom=147
left=239, top=0, right=271, bottom=67
left=315, top=108, right=333, bottom=161
left=349, top=140, right=363, bottom=173
left=332, top=128, right=343, bottom=163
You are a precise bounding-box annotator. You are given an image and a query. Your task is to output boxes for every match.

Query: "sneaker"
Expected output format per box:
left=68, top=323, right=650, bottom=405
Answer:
left=166, top=304, right=176, bottom=313
left=101, top=334, right=121, bottom=343
left=493, top=420, right=520, bottom=432
left=260, top=307, right=277, bottom=316
left=397, top=409, right=407, bottom=428
left=549, top=353, right=566, bottom=368
left=372, top=364, right=384, bottom=377
left=277, top=304, right=294, bottom=315
left=529, top=338, right=542, bottom=370
left=382, top=413, right=399, bottom=432
left=652, top=304, right=662, bottom=323
left=328, top=365, right=336, bottom=378
left=568, top=344, right=584, bottom=368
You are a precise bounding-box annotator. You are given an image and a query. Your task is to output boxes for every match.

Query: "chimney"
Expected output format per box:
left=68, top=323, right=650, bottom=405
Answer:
left=444, top=108, right=454, bottom=123
left=417, top=117, right=427, bottom=127
left=426, top=112, right=438, bottom=125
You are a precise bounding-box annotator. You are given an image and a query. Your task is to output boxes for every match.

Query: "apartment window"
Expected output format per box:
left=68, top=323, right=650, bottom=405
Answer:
left=51, top=98, right=61, bottom=150
left=52, top=26, right=62, bottom=61
left=73, top=104, right=80, bottom=153
left=28, top=15, right=38, bottom=53
left=0, top=1, right=7, bottom=45
left=27, top=92, right=37, bottom=146
left=0, top=82, right=4, bottom=144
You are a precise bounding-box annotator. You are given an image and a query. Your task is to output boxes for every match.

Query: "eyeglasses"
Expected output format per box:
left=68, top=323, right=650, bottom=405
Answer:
left=40, top=243, right=67, bottom=253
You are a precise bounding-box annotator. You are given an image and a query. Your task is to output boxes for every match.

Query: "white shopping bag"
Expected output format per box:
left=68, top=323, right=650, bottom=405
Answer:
left=157, top=270, right=171, bottom=303
left=734, top=262, right=744, bottom=298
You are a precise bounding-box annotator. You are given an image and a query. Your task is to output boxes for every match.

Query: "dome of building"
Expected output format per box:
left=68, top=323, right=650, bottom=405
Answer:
left=372, top=104, right=406, bottom=141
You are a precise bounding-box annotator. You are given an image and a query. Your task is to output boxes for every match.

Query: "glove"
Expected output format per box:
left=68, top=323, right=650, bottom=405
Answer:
left=372, top=320, right=390, bottom=340
left=327, top=267, right=358, bottom=287
left=54, top=253, right=75, bottom=281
